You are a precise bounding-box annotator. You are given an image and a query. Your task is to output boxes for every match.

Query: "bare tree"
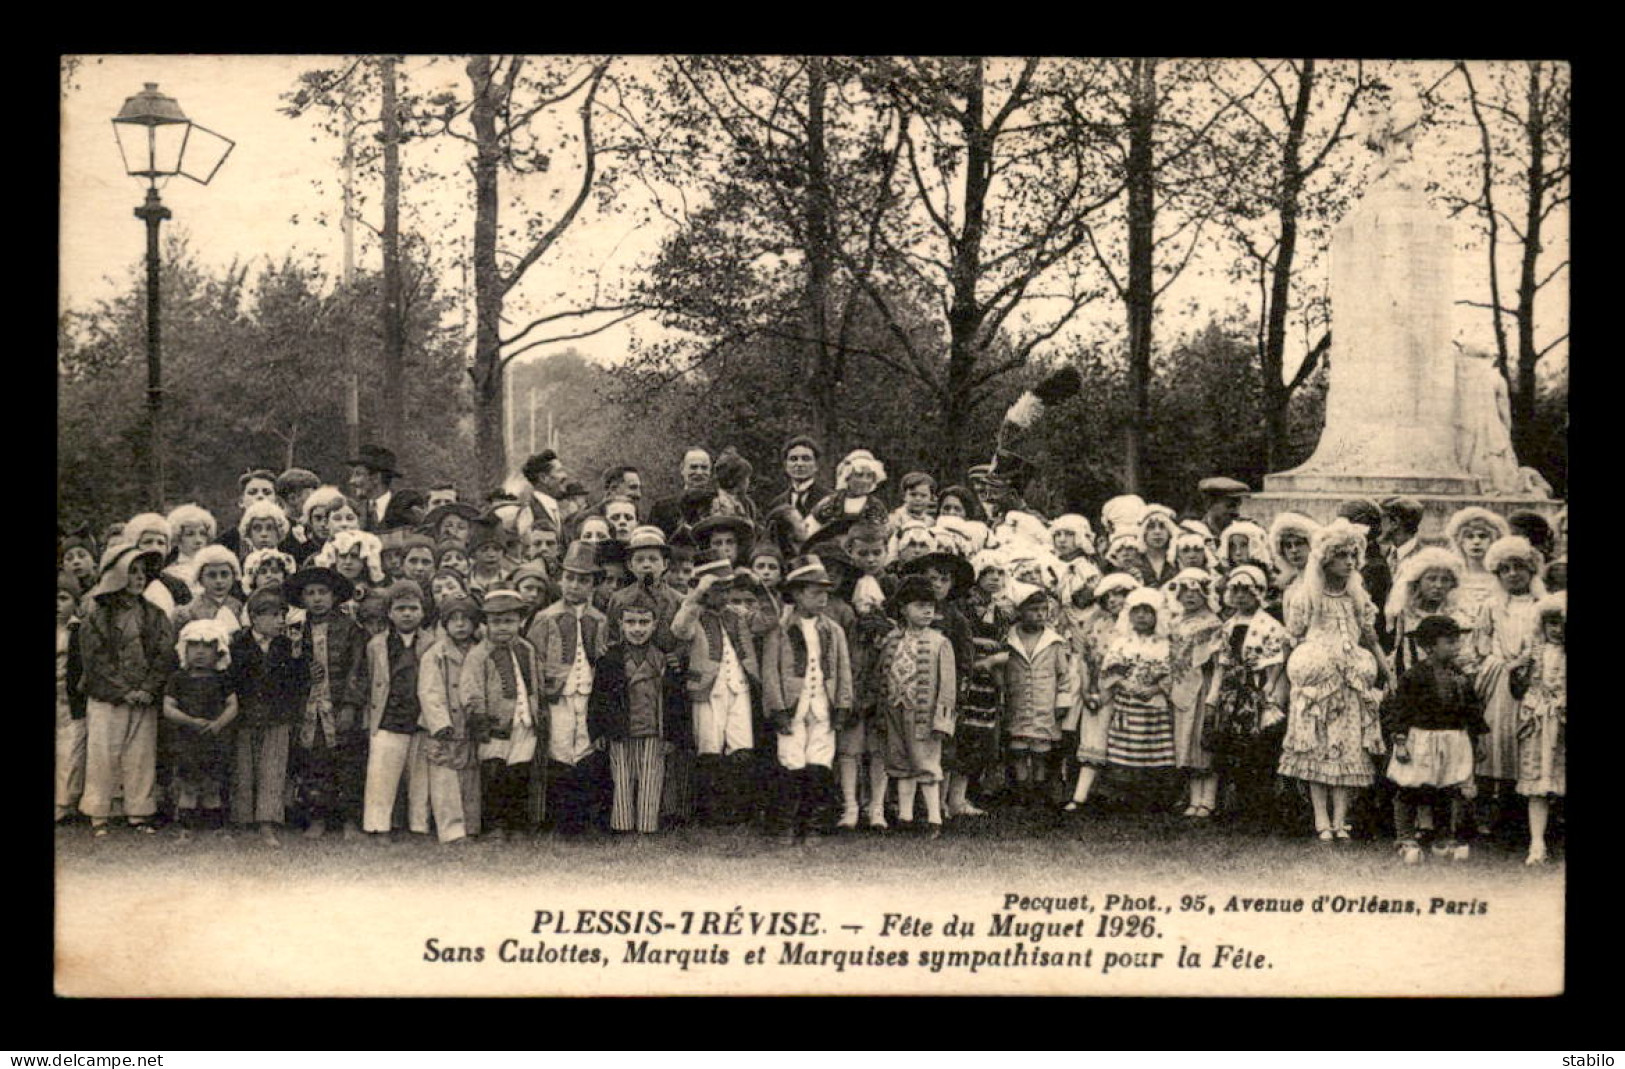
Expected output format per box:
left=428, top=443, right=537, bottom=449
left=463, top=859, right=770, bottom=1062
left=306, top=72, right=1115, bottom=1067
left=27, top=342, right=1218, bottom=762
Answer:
left=1436, top=60, right=1569, bottom=461
left=1209, top=59, right=1373, bottom=469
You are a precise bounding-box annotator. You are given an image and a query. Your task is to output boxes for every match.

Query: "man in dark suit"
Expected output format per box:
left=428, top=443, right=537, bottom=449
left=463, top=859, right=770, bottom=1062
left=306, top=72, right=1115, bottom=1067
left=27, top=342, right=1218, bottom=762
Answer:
left=766, top=435, right=827, bottom=522
left=648, top=447, right=714, bottom=536
left=349, top=444, right=414, bottom=532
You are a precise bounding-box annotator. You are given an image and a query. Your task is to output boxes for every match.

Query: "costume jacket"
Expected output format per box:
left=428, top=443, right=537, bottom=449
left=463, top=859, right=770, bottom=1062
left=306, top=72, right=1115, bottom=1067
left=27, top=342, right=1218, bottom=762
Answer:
left=460, top=636, right=545, bottom=748
left=527, top=600, right=609, bottom=697
left=77, top=590, right=175, bottom=705
left=762, top=613, right=856, bottom=729
left=417, top=629, right=478, bottom=769
left=587, top=643, right=690, bottom=746
left=1001, top=626, right=1076, bottom=742
left=1388, top=660, right=1488, bottom=736
left=671, top=600, right=770, bottom=702
left=298, top=612, right=368, bottom=732
left=878, top=627, right=957, bottom=739
left=228, top=629, right=310, bottom=727
left=345, top=630, right=426, bottom=734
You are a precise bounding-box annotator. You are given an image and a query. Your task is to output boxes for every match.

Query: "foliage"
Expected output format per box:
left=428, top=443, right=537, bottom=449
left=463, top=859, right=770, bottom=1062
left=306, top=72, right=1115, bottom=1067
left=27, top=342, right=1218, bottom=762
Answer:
left=58, top=237, right=473, bottom=531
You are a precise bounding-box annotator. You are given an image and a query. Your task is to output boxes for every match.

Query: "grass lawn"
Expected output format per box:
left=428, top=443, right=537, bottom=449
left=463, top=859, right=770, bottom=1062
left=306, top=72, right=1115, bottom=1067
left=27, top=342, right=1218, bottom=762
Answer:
left=54, top=794, right=1562, bottom=891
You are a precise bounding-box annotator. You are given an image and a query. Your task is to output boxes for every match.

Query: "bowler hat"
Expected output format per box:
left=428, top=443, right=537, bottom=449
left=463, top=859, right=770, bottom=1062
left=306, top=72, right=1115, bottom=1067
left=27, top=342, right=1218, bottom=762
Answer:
left=350, top=444, right=401, bottom=478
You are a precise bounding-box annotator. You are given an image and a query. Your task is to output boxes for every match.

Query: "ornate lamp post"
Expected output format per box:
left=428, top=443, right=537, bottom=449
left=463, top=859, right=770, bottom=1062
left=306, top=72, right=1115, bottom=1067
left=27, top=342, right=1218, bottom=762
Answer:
left=111, top=83, right=233, bottom=508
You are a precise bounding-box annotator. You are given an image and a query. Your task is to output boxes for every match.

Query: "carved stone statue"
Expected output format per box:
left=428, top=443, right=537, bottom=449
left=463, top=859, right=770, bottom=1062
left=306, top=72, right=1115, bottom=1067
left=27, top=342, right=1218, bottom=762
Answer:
left=1360, top=84, right=1424, bottom=187
left=1454, top=346, right=1544, bottom=495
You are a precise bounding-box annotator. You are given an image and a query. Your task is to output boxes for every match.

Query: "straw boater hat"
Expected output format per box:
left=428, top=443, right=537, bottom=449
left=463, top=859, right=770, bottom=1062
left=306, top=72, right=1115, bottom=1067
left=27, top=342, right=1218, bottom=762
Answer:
left=691, top=549, right=735, bottom=585
left=478, top=588, right=526, bottom=616
left=781, top=555, right=836, bottom=590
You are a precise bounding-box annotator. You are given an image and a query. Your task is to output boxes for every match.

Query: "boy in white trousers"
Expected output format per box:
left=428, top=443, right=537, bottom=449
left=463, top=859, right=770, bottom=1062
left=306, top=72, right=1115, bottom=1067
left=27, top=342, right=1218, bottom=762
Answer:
left=762, top=556, right=855, bottom=844
left=343, top=580, right=432, bottom=841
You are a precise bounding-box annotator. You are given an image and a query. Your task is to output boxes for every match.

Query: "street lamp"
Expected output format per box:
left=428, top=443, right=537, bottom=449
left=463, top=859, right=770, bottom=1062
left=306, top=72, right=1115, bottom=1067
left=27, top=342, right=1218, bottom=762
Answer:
left=111, top=83, right=233, bottom=509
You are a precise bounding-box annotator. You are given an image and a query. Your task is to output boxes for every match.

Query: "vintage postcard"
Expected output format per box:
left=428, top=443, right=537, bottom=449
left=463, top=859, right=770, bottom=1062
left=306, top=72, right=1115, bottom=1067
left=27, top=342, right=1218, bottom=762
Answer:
left=57, top=54, right=1567, bottom=997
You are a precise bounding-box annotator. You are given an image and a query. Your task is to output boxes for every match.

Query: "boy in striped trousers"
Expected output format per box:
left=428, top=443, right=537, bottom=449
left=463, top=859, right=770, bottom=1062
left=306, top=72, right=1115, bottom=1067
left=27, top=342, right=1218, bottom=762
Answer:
left=589, top=592, right=686, bottom=833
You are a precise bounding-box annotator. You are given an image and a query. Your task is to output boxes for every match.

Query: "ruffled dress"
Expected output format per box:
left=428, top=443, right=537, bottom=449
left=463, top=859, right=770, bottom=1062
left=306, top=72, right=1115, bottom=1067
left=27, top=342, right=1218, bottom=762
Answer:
left=1515, top=641, right=1565, bottom=797
left=1168, top=609, right=1223, bottom=770
left=1278, top=585, right=1385, bottom=787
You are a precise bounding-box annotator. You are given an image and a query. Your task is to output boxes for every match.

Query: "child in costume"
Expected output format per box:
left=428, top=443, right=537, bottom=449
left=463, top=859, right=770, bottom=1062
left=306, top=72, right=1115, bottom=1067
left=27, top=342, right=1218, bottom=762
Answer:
left=344, top=580, right=432, bottom=841
left=877, top=576, right=957, bottom=838
left=762, top=556, right=855, bottom=843
left=286, top=567, right=368, bottom=841
left=416, top=594, right=484, bottom=844
left=1386, top=614, right=1486, bottom=863
left=78, top=545, right=174, bottom=837
left=1001, top=588, right=1076, bottom=806
left=463, top=589, right=547, bottom=841
left=163, top=619, right=238, bottom=840
left=1065, top=573, right=1142, bottom=811
left=1446, top=506, right=1514, bottom=619
left=1168, top=568, right=1223, bottom=818
left=227, top=586, right=310, bottom=846
left=1277, top=519, right=1394, bottom=841
left=1201, top=566, right=1292, bottom=830
left=1471, top=535, right=1545, bottom=839
left=590, top=591, right=688, bottom=834
left=1517, top=592, right=1565, bottom=865
left=529, top=543, right=610, bottom=834
left=671, top=551, right=767, bottom=827
left=56, top=573, right=87, bottom=823
left=1101, top=587, right=1177, bottom=775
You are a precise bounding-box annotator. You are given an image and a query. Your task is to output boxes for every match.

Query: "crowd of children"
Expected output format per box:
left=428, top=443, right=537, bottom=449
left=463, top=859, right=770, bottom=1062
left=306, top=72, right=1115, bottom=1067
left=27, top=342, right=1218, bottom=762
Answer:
left=55, top=442, right=1567, bottom=865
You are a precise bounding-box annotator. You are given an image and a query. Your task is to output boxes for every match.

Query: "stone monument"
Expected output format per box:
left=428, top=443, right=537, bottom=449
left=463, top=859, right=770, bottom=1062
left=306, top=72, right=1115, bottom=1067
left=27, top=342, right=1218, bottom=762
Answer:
left=1248, top=85, right=1559, bottom=533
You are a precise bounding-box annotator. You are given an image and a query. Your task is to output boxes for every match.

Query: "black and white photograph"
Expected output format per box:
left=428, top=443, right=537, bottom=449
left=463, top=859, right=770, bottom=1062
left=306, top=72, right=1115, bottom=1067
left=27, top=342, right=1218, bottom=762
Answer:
left=55, top=54, right=1568, bottom=997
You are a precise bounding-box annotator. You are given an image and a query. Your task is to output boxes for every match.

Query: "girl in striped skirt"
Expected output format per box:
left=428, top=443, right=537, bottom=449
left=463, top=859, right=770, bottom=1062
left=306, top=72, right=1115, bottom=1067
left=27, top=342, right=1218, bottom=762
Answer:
left=1101, top=588, right=1176, bottom=770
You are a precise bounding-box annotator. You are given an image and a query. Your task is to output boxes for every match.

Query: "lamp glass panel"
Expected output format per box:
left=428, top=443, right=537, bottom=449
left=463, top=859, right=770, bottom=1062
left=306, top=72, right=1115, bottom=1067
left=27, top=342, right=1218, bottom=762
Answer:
left=112, top=120, right=154, bottom=176
left=176, top=124, right=234, bottom=185
left=151, top=123, right=187, bottom=175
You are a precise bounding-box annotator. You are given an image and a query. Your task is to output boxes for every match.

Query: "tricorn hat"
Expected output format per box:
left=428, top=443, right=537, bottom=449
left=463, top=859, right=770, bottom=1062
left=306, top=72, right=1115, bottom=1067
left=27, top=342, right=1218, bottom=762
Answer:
left=284, top=565, right=356, bottom=605
left=900, top=550, right=975, bottom=598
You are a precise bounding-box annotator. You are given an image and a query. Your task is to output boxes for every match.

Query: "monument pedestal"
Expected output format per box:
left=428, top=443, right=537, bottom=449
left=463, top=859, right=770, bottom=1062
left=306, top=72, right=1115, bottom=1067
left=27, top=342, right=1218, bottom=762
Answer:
left=1247, top=488, right=1560, bottom=540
